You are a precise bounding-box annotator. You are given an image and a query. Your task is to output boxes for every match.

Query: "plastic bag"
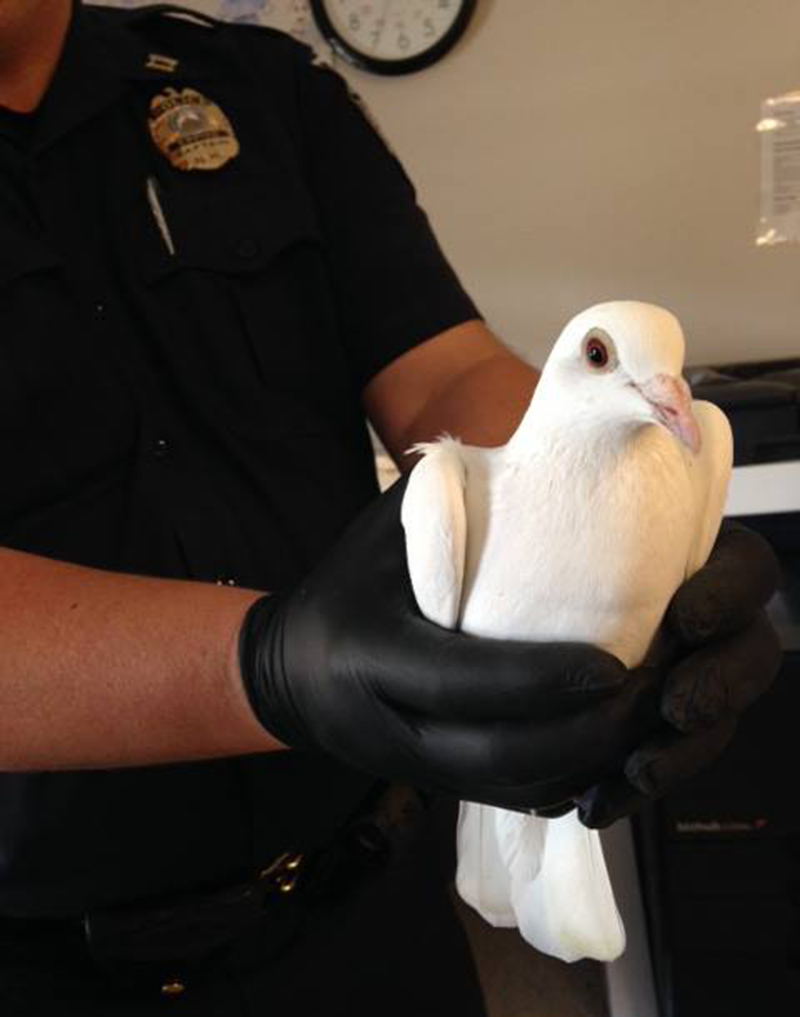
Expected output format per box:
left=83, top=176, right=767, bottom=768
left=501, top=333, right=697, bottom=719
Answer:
left=756, top=91, right=800, bottom=246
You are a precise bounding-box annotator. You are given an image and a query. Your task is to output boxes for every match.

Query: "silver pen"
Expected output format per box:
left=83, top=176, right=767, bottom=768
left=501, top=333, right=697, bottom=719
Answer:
left=146, top=175, right=176, bottom=256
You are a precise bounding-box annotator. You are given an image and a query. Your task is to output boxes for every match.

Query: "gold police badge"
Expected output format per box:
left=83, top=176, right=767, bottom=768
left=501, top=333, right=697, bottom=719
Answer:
left=148, top=87, right=239, bottom=171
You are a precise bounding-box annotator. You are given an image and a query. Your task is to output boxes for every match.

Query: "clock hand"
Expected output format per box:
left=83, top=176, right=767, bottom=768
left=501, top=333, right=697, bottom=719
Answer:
left=373, top=0, right=393, bottom=53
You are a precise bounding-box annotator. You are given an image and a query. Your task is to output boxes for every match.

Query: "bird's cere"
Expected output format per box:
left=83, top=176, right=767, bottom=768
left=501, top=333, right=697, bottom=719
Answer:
left=636, top=374, right=702, bottom=454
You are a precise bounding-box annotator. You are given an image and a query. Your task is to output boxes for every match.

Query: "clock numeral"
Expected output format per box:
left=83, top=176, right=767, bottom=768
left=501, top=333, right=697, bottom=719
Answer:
left=314, top=0, right=475, bottom=74
left=371, top=16, right=385, bottom=39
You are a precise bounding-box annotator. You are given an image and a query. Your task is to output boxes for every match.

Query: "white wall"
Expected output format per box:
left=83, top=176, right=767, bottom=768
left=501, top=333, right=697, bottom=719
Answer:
left=103, top=1, right=800, bottom=367
left=347, top=0, right=800, bottom=368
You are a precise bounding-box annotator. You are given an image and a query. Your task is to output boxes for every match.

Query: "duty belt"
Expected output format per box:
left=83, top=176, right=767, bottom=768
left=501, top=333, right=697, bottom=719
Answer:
left=0, top=784, right=429, bottom=999
left=84, top=849, right=315, bottom=997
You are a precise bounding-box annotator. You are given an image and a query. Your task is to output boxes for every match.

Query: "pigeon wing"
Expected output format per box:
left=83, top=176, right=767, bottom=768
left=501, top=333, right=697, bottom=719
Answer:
left=401, top=439, right=468, bottom=629
left=685, top=400, right=733, bottom=575
left=402, top=443, right=522, bottom=926
left=455, top=802, right=517, bottom=927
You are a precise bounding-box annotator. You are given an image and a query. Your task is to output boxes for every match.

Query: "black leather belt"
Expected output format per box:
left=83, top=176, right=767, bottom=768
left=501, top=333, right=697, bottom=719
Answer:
left=0, top=851, right=318, bottom=999
left=0, top=784, right=429, bottom=999
left=84, top=849, right=318, bottom=997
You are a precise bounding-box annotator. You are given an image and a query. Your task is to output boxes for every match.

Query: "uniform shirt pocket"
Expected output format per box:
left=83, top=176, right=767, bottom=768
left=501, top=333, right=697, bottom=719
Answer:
left=0, top=227, right=61, bottom=287
left=137, top=173, right=357, bottom=440
left=0, top=228, right=137, bottom=528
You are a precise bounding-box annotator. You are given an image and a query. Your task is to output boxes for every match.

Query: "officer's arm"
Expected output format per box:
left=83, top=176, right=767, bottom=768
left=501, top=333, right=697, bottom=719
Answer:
left=363, top=318, right=539, bottom=466
left=0, top=547, right=278, bottom=769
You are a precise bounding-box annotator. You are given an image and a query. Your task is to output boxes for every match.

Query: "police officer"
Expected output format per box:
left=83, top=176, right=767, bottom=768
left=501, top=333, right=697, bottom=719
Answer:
left=0, top=2, right=782, bottom=1014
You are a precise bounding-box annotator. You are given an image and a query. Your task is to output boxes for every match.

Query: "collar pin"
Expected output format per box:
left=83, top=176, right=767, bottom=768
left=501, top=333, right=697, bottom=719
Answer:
left=146, top=54, right=179, bottom=73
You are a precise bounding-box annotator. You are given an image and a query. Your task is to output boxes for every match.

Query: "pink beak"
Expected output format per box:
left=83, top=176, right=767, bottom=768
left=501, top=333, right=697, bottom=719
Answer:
left=636, top=374, right=701, bottom=454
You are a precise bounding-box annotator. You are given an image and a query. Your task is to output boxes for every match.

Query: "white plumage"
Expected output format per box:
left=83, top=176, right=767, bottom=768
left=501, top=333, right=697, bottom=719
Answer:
left=401, top=301, right=732, bottom=962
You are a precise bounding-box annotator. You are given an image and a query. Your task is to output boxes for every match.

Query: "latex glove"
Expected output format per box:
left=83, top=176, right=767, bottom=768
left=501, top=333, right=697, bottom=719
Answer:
left=571, top=521, right=783, bottom=828
left=238, top=476, right=665, bottom=811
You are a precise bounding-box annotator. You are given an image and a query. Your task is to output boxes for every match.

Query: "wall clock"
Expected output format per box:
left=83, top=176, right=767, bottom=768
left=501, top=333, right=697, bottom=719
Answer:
left=309, top=0, right=477, bottom=75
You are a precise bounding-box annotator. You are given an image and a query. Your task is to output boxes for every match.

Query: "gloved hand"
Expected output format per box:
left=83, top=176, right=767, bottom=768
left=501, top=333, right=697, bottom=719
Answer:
left=239, top=476, right=667, bottom=811
left=567, top=521, right=783, bottom=828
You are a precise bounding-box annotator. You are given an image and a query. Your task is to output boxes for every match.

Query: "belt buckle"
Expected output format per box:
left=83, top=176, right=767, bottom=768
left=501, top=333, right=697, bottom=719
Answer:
left=258, top=851, right=304, bottom=895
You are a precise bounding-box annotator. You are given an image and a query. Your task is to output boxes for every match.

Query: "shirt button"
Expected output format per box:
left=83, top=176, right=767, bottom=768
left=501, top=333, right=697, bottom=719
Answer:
left=236, top=237, right=260, bottom=259
left=153, top=437, right=170, bottom=458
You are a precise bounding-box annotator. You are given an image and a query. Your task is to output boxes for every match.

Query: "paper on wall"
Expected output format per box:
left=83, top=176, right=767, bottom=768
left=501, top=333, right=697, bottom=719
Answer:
left=757, top=91, right=800, bottom=246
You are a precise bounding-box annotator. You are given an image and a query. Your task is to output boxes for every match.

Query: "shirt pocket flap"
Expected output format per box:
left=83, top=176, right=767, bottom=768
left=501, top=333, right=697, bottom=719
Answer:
left=142, top=177, right=321, bottom=282
left=0, top=229, right=61, bottom=287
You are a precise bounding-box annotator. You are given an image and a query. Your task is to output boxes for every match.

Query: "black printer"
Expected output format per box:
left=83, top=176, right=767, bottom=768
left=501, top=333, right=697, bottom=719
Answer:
left=636, top=359, right=800, bottom=1017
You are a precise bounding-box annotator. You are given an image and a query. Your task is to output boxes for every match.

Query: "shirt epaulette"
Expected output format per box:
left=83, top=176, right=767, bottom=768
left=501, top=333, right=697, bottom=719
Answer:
left=128, top=4, right=220, bottom=31
left=120, top=3, right=305, bottom=54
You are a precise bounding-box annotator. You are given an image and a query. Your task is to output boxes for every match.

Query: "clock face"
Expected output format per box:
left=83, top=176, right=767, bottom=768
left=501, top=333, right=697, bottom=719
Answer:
left=310, top=0, right=476, bottom=75
left=258, top=0, right=315, bottom=41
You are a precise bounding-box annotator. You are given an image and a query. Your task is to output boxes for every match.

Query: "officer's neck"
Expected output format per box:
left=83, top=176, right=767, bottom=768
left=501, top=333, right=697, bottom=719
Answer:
left=0, top=0, right=71, bottom=113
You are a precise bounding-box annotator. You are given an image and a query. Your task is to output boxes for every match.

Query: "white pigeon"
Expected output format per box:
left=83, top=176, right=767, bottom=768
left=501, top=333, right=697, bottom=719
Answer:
left=401, top=301, right=732, bottom=963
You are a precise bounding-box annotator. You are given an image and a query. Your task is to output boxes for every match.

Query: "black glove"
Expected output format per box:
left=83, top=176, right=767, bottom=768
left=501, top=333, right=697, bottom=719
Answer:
left=239, top=476, right=668, bottom=811
left=570, top=521, right=783, bottom=828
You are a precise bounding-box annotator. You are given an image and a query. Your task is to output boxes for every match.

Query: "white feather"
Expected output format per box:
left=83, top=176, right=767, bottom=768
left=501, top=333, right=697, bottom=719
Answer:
left=400, top=438, right=467, bottom=630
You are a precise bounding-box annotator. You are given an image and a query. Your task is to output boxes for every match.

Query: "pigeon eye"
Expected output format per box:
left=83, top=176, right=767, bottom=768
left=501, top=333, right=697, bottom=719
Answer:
left=585, top=337, right=609, bottom=368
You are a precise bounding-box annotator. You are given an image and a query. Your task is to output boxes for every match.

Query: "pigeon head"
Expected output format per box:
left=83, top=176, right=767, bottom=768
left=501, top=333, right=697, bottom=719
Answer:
left=537, top=301, right=700, bottom=453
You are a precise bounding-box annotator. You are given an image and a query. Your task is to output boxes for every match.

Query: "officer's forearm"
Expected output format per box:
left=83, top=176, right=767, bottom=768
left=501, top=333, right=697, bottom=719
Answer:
left=399, top=349, right=539, bottom=463
left=0, top=547, right=282, bottom=770
left=365, top=320, right=539, bottom=468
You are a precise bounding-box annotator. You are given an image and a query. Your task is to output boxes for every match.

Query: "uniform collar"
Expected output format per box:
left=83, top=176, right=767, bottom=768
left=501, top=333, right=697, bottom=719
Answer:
left=30, top=0, right=212, bottom=156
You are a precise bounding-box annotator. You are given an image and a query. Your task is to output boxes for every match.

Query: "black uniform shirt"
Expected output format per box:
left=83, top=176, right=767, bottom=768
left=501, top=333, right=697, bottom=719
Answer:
left=0, top=1, right=478, bottom=916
